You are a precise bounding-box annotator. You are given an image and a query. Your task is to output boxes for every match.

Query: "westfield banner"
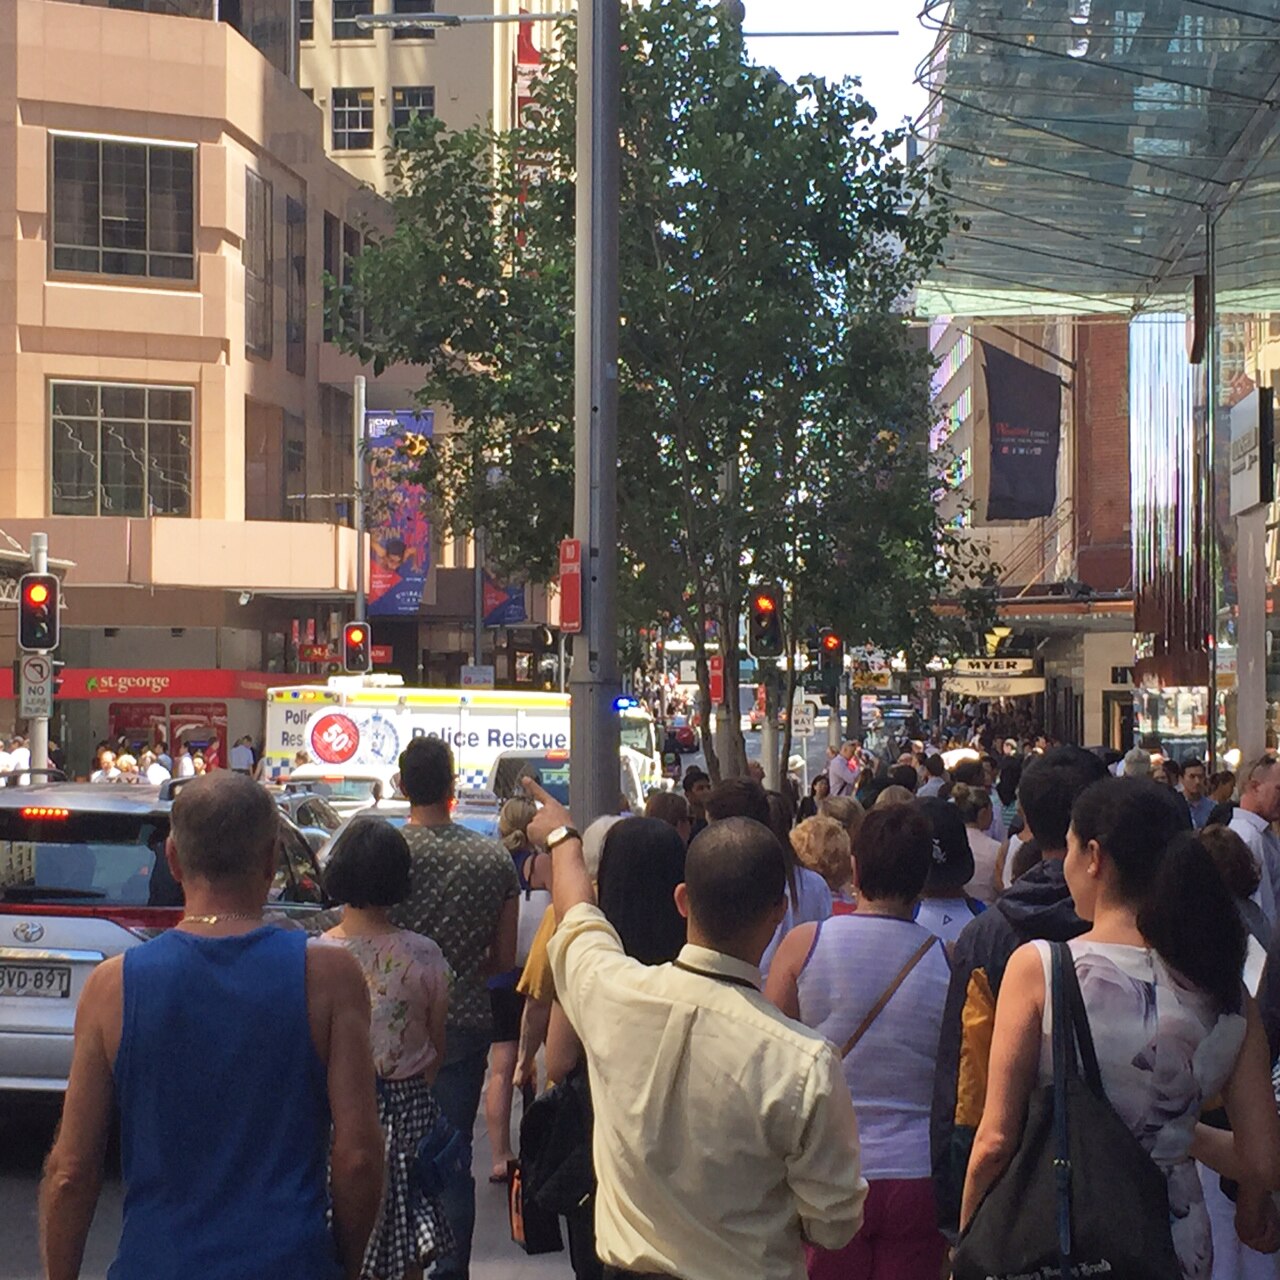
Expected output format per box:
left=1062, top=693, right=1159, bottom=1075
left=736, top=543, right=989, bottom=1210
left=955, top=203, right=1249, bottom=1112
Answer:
left=982, top=342, right=1062, bottom=520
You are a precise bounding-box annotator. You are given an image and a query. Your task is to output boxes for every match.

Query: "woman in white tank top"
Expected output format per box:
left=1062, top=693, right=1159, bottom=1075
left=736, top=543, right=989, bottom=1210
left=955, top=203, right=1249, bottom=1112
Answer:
left=768, top=804, right=951, bottom=1280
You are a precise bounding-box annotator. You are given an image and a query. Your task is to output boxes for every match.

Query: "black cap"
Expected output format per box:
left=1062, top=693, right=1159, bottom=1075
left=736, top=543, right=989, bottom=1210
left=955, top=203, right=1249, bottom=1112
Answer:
left=915, top=796, right=975, bottom=893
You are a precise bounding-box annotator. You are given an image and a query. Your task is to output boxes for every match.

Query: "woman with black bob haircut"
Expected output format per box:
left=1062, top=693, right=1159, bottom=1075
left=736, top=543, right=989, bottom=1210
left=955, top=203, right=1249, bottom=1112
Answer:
left=321, top=818, right=454, bottom=1279
left=543, top=816, right=689, bottom=1280
left=962, top=778, right=1280, bottom=1276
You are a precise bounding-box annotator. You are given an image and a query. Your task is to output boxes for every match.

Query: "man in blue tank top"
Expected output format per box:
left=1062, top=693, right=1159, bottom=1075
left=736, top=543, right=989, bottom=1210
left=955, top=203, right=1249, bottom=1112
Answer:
left=38, top=772, right=386, bottom=1280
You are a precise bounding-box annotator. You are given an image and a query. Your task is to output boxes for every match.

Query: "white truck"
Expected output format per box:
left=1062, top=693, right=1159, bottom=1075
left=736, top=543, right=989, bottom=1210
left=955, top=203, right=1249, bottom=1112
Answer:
left=263, top=676, right=664, bottom=797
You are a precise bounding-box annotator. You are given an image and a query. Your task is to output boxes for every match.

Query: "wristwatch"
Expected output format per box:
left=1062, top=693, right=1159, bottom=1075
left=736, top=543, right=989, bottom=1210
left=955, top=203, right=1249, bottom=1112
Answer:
left=545, top=825, right=582, bottom=851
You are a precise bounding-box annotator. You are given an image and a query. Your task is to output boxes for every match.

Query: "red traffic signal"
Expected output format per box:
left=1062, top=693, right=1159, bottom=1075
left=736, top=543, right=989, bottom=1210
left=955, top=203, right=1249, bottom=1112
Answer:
left=746, top=587, right=784, bottom=659
left=818, top=627, right=843, bottom=672
left=342, top=621, right=371, bottom=673
left=19, top=574, right=59, bottom=652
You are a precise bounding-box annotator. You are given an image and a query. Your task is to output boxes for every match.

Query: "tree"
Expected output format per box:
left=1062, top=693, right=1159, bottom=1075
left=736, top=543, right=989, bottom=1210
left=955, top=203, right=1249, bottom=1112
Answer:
left=335, top=0, right=983, bottom=780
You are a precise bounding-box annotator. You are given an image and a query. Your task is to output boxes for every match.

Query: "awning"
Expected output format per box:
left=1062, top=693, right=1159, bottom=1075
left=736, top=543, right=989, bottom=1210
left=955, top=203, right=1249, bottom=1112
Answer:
left=917, top=1, right=1280, bottom=316
left=943, top=674, right=1047, bottom=697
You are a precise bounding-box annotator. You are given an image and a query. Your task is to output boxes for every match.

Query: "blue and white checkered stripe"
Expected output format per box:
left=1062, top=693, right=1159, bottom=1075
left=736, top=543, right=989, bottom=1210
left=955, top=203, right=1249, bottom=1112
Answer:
left=458, top=766, right=490, bottom=791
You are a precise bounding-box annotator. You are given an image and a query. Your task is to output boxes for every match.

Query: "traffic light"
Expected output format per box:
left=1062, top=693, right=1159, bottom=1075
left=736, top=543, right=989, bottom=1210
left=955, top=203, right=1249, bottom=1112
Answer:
left=18, top=574, right=59, bottom=651
left=818, top=628, right=843, bottom=672
left=342, top=621, right=371, bottom=673
left=818, top=627, right=843, bottom=703
left=746, top=586, right=784, bottom=659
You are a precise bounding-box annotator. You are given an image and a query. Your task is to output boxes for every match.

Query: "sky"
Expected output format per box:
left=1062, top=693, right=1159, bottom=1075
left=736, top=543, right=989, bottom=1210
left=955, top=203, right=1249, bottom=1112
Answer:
left=741, top=0, right=935, bottom=133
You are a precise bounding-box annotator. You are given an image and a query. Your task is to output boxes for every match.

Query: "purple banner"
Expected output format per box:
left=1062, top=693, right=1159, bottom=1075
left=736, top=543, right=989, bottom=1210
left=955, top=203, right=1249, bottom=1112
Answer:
left=365, top=410, right=433, bottom=617
left=982, top=342, right=1062, bottom=520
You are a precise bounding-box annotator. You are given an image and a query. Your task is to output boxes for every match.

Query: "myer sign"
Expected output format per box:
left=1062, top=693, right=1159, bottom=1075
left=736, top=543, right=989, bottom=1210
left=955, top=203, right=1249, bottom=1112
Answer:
left=953, top=658, right=1036, bottom=675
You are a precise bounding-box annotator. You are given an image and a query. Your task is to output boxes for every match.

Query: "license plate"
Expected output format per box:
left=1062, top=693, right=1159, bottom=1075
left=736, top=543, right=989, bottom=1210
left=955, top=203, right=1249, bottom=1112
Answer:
left=0, top=963, right=71, bottom=998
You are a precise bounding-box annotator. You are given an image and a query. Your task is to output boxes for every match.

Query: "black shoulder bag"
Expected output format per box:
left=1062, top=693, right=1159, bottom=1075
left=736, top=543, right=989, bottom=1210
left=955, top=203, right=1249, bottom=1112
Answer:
left=953, top=942, right=1180, bottom=1280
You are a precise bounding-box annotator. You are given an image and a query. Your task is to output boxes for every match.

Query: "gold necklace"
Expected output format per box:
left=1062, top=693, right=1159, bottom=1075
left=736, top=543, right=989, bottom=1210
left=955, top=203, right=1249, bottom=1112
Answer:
left=181, top=912, right=264, bottom=926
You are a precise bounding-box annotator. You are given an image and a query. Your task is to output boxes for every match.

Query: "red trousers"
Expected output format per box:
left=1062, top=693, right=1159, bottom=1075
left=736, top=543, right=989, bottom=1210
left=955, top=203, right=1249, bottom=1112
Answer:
left=806, top=1178, right=948, bottom=1280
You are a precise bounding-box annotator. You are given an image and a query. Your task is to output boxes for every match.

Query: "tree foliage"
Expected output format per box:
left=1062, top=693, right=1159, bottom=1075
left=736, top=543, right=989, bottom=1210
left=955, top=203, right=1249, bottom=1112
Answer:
left=336, top=0, right=989, bottom=778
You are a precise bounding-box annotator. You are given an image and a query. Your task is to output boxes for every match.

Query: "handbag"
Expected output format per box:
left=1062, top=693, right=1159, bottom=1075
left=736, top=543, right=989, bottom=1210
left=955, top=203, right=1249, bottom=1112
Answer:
left=520, top=1065, right=595, bottom=1215
left=508, top=1156, right=565, bottom=1254
left=411, top=1107, right=470, bottom=1201
left=953, top=942, right=1180, bottom=1280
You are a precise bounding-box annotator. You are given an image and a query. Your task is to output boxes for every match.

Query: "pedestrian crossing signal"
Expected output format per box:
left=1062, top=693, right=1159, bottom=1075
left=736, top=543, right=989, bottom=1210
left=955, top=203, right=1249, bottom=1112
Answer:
left=343, top=621, right=371, bottom=673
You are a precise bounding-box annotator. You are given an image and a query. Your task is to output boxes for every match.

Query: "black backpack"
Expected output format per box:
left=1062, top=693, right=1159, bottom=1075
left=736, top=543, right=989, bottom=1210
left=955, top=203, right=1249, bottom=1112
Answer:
left=954, top=942, right=1180, bottom=1280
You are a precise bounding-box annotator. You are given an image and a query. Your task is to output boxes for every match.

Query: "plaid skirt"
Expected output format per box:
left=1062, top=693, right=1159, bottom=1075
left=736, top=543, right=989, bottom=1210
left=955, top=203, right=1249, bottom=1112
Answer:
left=363, top=1077, right=455, bottom=1280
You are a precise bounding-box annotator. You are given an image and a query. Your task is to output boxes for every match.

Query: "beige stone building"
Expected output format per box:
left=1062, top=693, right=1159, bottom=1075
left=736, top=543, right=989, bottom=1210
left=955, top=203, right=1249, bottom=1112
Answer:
left=0, top=0, right=428, bottom=769
left=299, top=0, right=570, bottom=195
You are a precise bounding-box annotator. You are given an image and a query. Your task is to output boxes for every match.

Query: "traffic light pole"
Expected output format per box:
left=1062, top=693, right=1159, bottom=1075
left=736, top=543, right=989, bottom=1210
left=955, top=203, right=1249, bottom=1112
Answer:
left=353, top=375, right=366, bottom=621
left=568, top=0, right=621, bottom=827
left=29, top=532, right=48, bottom=775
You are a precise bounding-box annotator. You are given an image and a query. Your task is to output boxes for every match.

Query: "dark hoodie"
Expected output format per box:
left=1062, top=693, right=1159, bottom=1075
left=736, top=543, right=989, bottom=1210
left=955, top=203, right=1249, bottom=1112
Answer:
left=929, top=855, right=1085, bottom=1234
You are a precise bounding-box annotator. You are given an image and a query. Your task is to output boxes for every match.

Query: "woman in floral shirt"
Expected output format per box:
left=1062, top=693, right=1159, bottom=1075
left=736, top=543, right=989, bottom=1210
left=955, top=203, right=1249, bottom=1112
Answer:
left=323, top=817, right=454, bottom=1279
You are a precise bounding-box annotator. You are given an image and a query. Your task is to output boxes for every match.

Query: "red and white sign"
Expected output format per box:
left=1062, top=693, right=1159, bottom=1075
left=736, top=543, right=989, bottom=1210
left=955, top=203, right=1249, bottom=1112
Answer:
left=310, top=712, right=361, bottom=765
left=708, top=655, right=725, bottom=706
left=0, top=669, right=310, bottom=702
left=559, top=539, right=583, bottom=635
left=371, top=645, right=394, bottom=666
left=298, top=644, right=332, bottom=662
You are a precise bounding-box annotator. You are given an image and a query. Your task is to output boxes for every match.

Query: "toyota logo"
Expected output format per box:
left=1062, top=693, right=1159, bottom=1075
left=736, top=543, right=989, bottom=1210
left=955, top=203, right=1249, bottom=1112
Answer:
left=13, top=922, right=45, bottom=943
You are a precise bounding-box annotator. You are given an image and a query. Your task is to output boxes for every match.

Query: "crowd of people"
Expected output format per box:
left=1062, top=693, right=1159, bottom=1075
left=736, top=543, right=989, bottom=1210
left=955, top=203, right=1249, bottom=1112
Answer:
left=84, top=734, right=265, bottom=784
left=36, top=729, right=1280, bottom=1280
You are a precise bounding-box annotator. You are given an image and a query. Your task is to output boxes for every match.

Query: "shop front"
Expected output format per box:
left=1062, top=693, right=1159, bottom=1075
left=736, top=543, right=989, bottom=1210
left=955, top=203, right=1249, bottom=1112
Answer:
left=0, top=668, right=306, bottom=777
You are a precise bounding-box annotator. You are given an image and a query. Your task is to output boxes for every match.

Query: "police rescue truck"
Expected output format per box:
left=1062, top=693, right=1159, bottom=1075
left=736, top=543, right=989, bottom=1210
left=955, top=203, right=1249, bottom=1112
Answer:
left=263, top=676, right=663, bottom=796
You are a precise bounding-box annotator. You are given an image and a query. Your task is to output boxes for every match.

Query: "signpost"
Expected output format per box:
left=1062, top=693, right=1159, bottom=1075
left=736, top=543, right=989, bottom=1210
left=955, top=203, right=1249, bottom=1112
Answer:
left=19, top=653, right=53, bottom=720
left=461, top=664, right=496, bottom=689
left=708, top=654, right=724, bottom=706
left=559, top=538, right=583, bottom=634
left=791, top=703, right=815, bottom=738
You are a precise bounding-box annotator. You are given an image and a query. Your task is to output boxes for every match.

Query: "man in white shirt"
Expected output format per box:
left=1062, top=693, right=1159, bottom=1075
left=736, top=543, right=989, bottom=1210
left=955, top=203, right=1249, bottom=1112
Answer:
left=90, top=749, right=120, bottom=784
left=175, top=743, right=196, bottom=778
left=533, top=779, right=866, bottom=1280
left=139, top=749, right=171, bottom=786
left=1229, top=754, right=1280, bottom=929
left=917, top=755, right=947, bottom=798
left=8, top=737, right=30, bottom=787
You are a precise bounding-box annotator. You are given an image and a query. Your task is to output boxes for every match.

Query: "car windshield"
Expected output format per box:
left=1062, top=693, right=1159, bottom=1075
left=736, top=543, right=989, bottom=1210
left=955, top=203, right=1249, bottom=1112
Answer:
left=491, top=755, right=571, bottom=803
left=0, top=811, right=177, bottom=906
left=298, top=778, right=383, bottom=803
left=619, top=713, right=655, bottom=756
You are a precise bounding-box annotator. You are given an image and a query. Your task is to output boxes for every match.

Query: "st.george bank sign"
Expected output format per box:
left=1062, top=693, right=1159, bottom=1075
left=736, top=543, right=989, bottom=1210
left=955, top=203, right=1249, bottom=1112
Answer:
left=0, top=669, right=309, bottom=701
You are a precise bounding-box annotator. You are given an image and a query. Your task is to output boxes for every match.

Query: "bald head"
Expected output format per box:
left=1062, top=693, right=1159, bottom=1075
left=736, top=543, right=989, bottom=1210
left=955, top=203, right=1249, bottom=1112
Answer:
left=683, top=817, right=786, bottom=949
left=170, top=772, right=278, bottom=884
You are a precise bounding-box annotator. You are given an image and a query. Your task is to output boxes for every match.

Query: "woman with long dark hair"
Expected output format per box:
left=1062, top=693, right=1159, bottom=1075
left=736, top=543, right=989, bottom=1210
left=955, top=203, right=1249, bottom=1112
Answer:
left=962, top=778, right=1280, bottom=1277
left=543, top=816, right=688, bottom=1280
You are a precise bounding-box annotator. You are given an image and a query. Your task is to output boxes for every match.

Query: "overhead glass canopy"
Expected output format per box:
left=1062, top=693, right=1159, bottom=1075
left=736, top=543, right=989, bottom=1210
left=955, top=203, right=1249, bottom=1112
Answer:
left=916, top=0, right=1280, bottom=317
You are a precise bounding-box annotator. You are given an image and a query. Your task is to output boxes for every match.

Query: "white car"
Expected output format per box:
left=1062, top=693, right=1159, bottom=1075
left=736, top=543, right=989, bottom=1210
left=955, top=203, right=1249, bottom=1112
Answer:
left=283, top=765, right=409, bottom=817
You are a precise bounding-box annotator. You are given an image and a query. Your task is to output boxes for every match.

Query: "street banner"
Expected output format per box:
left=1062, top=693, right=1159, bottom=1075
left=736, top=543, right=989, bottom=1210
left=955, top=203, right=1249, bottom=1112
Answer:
left=365, top=409, right=433, bottom=617
left=483, top=573, right=528, bottom=628
left=982, top=342, right=1061, bottom=520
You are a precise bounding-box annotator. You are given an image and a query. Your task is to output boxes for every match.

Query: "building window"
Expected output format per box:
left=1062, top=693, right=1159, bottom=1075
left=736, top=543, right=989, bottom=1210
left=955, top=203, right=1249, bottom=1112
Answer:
left=51, top=136, right=195, bottom=281
left=333, top=0, right=373, bottom=40
left=392, top=86, right=436, bottom=132
left=299, top=0, right=313, bottom=40
left=50, top=381, right=193, bottom=518
left=286, top=197, right=307, bottom=375
left=332, top=88, right=374, bottom=151
left=393, top=0, right=436, bottom=38
left=323, top=211, right=340, bottom=342
left=244, top=170, right=273, bottom=358
left=343, top=223, right=364, bottom=338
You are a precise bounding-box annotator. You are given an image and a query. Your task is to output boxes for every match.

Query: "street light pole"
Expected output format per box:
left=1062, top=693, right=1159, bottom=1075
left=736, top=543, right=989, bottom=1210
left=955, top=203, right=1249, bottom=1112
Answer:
left=568, top=0, right=621, bottom=826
